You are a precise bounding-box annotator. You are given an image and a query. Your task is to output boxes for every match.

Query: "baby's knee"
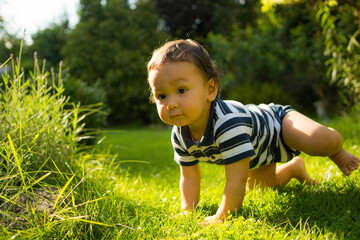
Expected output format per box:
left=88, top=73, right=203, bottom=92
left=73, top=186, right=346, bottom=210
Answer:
left=315, top=127, right=343, bottom=156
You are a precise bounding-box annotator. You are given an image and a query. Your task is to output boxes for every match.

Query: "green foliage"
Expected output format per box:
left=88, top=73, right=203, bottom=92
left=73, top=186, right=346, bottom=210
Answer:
left=63, top=0, right=169, bottom=124
left=3, top=0, right=358, bottom=125
left=153, top=0, right=261, bottom=39
left=316, top=1, right=360, bottom=109
left=63, top=76, right=108, bottom=129
left=29, top=19, right=69, bottom=69
left=226, top=82, right=294, bottom=106
left=207, top=2, right=347, bottom=114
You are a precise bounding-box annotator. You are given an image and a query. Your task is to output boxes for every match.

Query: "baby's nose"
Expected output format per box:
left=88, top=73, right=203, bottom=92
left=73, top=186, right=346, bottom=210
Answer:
left=166, top=97, right=178, bottom=110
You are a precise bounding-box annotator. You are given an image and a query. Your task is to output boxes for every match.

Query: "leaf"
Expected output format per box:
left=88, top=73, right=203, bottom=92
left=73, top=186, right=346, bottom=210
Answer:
left=347, top=30, right=360, bottom=52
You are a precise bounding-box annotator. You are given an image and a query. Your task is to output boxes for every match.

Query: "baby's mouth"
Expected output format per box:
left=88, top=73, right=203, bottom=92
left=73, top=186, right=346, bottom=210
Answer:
left=170, top=114, right=182, bottom=119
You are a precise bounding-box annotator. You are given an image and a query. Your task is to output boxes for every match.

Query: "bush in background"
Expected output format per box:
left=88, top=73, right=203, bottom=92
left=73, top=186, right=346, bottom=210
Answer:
left=63, top=75, right=109, bottom=129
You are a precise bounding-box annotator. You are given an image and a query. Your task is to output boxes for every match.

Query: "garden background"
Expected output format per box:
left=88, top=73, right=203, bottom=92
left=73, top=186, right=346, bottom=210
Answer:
left=1, top=0, right=360, bottom=239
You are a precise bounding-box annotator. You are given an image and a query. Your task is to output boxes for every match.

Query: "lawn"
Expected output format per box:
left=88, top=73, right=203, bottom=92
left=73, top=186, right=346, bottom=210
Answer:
left=91, top=112, right=360, bottom=239
left=2, top=117, right=360, bottom=239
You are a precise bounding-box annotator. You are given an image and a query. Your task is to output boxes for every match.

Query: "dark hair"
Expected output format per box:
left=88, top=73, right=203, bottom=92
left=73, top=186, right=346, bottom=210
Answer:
left=147, top=39, right=221, bottom=102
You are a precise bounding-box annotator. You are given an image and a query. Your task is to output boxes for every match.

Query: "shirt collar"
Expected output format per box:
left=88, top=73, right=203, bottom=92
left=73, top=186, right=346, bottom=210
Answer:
left=179, top=99, right=217, bottom=148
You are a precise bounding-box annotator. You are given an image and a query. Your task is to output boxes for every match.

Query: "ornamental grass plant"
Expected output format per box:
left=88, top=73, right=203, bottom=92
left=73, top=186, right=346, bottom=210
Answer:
left=0, top=43, right=111, bottom=238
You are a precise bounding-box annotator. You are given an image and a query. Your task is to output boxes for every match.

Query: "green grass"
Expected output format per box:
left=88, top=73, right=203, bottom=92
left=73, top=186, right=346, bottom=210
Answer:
left=2, top=99, right=360, bottom=239
left=78, top=114, right=360, bottom=240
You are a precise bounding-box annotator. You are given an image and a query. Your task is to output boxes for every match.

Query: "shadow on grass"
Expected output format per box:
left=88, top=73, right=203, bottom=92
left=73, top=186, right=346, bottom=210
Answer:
left=198, top=181, right=360, bottom=238
left=276, top=184, right=360, bottom=238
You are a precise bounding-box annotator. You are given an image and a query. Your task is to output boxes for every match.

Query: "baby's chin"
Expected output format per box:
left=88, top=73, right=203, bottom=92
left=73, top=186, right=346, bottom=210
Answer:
left=162, top=120, right=188, bottom=127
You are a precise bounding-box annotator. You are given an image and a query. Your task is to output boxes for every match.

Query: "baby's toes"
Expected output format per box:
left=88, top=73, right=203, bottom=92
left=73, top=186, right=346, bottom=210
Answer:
left=351, top=157, right=359, bottom=168
left=343, top=169, right=351, bottom=176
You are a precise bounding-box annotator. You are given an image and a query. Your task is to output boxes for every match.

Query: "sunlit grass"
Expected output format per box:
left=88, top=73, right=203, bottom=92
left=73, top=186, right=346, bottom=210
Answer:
left=91, top=115, right=360, bottom=239
left=2, top=112, right=359, bottom=238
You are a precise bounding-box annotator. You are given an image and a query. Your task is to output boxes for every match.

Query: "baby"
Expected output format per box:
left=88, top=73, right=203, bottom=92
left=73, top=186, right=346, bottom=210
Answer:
left=146, top=39, right=359, bottom=225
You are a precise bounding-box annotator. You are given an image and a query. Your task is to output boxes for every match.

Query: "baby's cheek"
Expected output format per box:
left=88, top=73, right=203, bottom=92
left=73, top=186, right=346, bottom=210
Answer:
left=156, top=104, right=163, bottom=115
left=157, top=105, right=167, bottom=121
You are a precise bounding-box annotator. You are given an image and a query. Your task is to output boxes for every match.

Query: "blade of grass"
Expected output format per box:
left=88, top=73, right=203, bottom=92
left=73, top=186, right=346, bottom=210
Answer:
left=0, top=56, right=12, bottom=69
left=22, top=172, right=51, bottom=192
left=7, top=134, right=27, bottom=192
left=0, top=173, right=20, bottom=181
left=0, top=194, right=24, bottom=208
left=58, top=61, right=63, bottom=91
left=16, top=34, right=24, bottom=77
left=30, top=156, right=51, bottom=179
left=19, top=116, right=22, bottom=146
left=52, top=173, right=76, bottom=210
left=51, top=196, right=109, bottom=215
left=70, top=217, right=113, bottom=227
left=50, top=157, right=65, bottom=179
left=50, top=215, right=115, bottom=228
left=60, top=165, right=102, bottom=207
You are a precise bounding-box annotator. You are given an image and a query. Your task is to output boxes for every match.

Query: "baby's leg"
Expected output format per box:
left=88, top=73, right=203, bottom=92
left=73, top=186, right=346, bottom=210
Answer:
left=247, top=157, right=316, bottom=191
left=282, top=111, right=359, bottom=175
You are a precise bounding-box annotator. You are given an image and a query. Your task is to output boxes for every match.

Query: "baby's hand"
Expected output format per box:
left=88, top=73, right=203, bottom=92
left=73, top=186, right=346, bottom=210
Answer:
left=200, top=215, right=223, bottom=226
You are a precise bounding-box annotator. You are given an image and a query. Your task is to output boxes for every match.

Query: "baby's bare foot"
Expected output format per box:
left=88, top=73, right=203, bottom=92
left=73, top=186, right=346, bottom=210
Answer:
left=292, top=157, right=319, bottom=185
left=330, top=149, right=360, bottom=176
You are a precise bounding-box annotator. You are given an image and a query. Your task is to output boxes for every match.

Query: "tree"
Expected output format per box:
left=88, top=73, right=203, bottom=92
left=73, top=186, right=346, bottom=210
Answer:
left=153, top=0, right=212, bottom=38
left=317, top=0, right=360, bottom=109
left=207, top=1, right=348, bottom=115
left=29, top=19, right=70, bottom=69
left=153, top=0, right=261, bottom=39
left=64, top=0, right=169, bottom=124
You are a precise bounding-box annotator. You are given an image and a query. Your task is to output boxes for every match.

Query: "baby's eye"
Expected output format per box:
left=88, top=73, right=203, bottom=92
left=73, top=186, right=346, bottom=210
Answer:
left=157, top=94, right=166, bottom=100
left=177, top=88, right=187, bottom=94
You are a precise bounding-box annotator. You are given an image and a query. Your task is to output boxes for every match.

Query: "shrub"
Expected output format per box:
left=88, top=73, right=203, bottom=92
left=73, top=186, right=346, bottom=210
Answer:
left=226, top=81, right=294, bottom=106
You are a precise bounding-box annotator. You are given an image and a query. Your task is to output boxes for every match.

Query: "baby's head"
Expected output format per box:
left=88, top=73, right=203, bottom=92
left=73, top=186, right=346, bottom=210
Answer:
left=147, top=39, right=221, bottom=102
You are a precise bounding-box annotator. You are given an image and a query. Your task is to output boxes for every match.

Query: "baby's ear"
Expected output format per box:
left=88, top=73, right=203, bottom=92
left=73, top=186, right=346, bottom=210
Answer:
left=207, top=78, right=219, bottom=101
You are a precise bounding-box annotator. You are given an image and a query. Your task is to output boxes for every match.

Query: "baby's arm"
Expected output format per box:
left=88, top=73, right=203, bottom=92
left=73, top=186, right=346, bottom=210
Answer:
left=203, top=157, right=250, bottom=225
left=180, top=164, right=201, bottom=212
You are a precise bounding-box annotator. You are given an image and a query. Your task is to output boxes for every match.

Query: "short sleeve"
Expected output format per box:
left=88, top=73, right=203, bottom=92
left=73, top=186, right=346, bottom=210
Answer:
left=214, top=114, right=256, bottom=165
left=171, top=127, right=199, bottom=166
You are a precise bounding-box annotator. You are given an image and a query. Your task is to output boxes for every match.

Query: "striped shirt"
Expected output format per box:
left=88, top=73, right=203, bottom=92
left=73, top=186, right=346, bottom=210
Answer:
left=171, top=98, right=299, bottom=169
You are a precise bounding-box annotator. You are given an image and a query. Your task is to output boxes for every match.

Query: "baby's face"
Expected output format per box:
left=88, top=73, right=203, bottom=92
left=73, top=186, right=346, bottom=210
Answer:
left=148, top=61, right=215, bottom=128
